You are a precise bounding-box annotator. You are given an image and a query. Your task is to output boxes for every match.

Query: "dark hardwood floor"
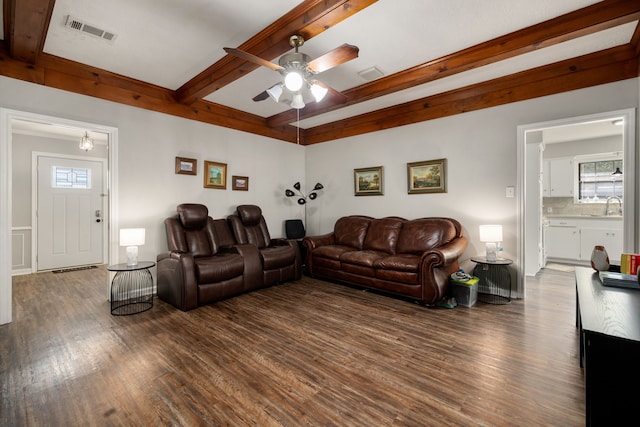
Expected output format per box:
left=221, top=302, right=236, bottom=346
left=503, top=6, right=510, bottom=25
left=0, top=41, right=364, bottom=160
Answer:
left=1, top=266, right=584, bottom=426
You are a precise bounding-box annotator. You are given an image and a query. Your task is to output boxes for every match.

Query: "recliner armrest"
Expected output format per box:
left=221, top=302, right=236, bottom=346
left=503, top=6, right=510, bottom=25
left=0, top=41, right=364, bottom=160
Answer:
left=157, top=251, right=199, bottom=311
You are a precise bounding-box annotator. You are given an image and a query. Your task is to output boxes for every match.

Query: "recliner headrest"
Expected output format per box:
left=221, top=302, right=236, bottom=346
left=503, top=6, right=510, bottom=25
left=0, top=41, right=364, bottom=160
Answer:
left=237, top=205, right=262, bottom=226
left=177, top=203, right=209, bottom=229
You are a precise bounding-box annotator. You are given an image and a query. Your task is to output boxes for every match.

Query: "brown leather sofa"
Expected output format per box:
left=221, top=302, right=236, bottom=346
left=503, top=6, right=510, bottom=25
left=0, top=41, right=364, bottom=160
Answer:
left=303, top=215, right=468, bottom=305
left=157, top=203, right=300, bottom=311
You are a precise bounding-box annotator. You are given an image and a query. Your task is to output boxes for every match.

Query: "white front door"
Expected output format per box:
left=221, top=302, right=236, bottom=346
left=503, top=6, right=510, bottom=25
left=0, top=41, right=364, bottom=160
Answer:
left=37, top=155, right=105, bottom=270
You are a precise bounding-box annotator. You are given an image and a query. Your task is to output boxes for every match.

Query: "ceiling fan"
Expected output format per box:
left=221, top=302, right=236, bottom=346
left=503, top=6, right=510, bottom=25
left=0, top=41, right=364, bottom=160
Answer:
left=224, top=35, right=359, bottom=109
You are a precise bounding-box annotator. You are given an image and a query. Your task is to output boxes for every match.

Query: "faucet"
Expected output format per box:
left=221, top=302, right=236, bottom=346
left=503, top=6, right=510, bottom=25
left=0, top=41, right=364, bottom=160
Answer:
left=604, top=196, right=622, bottom=216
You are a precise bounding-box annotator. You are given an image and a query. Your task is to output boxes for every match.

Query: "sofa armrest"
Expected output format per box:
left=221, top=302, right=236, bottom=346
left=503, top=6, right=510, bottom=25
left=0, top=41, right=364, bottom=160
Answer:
left=230, top=244, right=263, bottom=289
left=269, top=238, right=302, bottom=280
left=157, top=251, right=199, bottom=311
left=418, top=236, right=469, bottom=304
left=302, top=232, right=335, bottom=251
left=422, top=236, right=468, bottom=268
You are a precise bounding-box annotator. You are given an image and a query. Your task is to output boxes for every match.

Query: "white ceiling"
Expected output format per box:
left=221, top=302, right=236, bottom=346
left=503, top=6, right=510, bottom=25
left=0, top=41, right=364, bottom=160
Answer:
left=39, top=1, right=632, bottom=122
left=1, top=1, right=636, bottom=138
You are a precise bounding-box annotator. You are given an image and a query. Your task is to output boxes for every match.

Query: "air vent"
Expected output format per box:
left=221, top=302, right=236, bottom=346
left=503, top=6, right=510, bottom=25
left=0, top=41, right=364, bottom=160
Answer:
left=357, top=66, right=385, bottom=81
left=65, top=15, right=117, bottom=42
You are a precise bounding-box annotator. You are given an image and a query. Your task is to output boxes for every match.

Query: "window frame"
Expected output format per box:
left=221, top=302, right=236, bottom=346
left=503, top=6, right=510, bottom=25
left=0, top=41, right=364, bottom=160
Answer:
left=575, top=154, right=623, bottom=203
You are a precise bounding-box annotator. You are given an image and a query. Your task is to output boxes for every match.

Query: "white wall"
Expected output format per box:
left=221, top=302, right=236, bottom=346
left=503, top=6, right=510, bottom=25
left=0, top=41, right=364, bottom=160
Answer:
left=0, top=76, right=305, bottom=271
left=1, top=75, right=639, bottom=324
left=305, top=78, right=640, bottom=276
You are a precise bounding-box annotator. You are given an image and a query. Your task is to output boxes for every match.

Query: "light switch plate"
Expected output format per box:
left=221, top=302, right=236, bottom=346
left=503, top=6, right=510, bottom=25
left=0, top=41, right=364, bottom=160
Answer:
left=506, top=186, right=515, bottom=198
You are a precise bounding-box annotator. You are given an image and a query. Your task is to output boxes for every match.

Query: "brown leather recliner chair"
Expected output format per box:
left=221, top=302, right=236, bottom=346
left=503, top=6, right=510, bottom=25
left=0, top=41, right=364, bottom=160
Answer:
left=228, top=205, right=302, bottom=286
left=157, top=203, right=262, bottom=311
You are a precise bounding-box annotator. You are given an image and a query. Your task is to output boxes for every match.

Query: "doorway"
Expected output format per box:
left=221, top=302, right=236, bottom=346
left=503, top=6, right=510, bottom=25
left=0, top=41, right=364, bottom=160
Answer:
left=0, top=108, right=120, bottom=325
left=517, top=109, right=637, bottom=295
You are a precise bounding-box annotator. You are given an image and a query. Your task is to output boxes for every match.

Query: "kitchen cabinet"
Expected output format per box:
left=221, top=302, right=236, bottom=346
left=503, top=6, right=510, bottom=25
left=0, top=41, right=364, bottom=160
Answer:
left=547, top=157, right=574, bottom=197
left=545, top=220, right=580, bottom=260
left=545, top=217, right=623, bottom=264
left=580, top=227, right=623, bottom=264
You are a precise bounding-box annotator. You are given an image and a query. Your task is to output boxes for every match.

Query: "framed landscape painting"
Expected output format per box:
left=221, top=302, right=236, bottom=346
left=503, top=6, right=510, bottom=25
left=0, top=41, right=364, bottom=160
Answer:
left=175, top=157, right=197, bottom=175
left=354, top=166, right=384, bottom=196
left=407, top=158, right=447, bottom=194
left=232, top=175, right=249, bottom=191
left=203, top=161, right=227, bottom=189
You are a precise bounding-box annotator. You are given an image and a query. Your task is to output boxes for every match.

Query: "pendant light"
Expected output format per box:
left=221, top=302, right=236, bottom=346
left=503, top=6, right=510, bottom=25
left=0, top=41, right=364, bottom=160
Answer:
left=79, top=131, right=94, bottom=152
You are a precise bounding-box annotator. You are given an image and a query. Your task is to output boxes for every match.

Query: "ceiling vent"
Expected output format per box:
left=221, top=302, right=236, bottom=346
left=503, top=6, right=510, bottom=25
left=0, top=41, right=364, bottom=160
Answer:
left=65, top=15, right=117, bottom=42
left=357, top=66, right=385, bottom=81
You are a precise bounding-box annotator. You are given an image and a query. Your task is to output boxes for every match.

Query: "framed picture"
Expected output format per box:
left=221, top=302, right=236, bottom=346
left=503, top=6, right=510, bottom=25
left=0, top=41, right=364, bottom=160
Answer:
left=175, top=157, right=197, bottom=175
left=203, top=161, right=227, bottom=189
left=354, top=166, right=384, bottom=196
left=407, top=158, right=447, bottom=194
left=232, top=175, right=249, bottom=191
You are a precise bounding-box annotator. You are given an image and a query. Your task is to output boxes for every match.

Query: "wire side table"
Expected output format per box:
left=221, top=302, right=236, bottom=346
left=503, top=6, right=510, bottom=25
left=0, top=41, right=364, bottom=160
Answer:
left=471, top=256, right=513, bottom=304
left=107, top=261, right=155, bottom=315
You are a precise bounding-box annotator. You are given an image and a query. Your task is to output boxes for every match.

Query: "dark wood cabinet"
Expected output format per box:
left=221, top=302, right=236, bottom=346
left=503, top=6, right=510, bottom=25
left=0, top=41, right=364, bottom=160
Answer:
left=575, top=267, right=640, bottom=426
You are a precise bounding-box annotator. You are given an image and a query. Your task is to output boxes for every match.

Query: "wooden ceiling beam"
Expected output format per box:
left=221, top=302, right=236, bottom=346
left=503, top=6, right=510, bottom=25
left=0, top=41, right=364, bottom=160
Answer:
left=175, top=0, right=377, bottom=104
left=4, top=0, right=55, bottom=63
left=0, top=45, right=297, bottom=142
left=302, top=45, right=638, bottom=145
left=269, top=0, right=640, bottom=128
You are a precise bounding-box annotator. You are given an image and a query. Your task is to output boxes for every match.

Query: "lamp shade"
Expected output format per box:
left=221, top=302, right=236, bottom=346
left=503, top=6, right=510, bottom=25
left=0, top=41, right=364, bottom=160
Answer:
left=266, top=84, right=283, bottom=102
left=479, top=225, right=503, bottom=243
left=120, top=228, right=145, bottom=246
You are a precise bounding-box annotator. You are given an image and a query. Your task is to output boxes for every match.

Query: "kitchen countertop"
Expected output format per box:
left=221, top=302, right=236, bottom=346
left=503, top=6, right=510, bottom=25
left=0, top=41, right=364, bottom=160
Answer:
left=545, top=214, right=623, bottom=220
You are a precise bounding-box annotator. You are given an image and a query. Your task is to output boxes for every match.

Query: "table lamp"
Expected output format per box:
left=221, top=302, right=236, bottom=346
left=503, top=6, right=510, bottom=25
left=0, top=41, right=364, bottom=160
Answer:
left=120, top=228, right=145, bottom=266
left=479, top=224, right=503, bottom=262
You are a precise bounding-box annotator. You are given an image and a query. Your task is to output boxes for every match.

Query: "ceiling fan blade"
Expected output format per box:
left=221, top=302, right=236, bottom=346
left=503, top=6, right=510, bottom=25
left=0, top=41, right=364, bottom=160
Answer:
left=307, top=44, right=359, bottom=74
left=252, top=91, right=270, bottom=102
left=223, top=47, right=284, bottom=71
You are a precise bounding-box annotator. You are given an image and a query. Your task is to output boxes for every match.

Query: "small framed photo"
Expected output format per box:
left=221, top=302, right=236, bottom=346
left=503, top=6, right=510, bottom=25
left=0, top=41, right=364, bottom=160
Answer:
left=203, top=161, right=227, bottom=189
left=175, top=157, right=197, bottom=175
left=354, top=166, right=384, bottom=196
left=232, top=175, right=249, bottom=191
left=407, top=158, right=447, bottom=194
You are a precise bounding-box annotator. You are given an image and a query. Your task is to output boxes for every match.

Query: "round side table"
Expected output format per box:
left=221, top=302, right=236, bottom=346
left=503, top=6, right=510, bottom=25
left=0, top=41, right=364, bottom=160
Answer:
left=107, top=261, right=155, bottom=315
left=471, top=256, right=513, bottom=304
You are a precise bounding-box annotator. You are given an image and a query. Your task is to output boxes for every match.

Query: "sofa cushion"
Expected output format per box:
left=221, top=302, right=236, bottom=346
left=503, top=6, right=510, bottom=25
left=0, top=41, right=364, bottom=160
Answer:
left=341, top=250, right=388, bottom=267
left=313, top=245, right=356, bottom=260
left=396, top=218, right=457, bottom=254
left=373, top=254, right=420, bottom=272
left=195, top=253, right=244, bottom=283
left=363, top=217, right=405, bottom=254
left=334, top=216, right=371, bottom=249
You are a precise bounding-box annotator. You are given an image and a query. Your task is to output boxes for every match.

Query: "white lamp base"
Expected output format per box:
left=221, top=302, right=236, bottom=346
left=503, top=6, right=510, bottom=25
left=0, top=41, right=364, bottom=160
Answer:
left=485, top=242, right=497, bottom=261
left=126, top=246, right=139, bottom=266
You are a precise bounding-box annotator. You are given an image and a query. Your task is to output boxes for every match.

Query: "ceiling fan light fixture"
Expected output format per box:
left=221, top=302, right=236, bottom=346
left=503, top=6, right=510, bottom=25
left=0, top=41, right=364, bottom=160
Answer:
left=310, top=82, right=328, bottom=102
left=291, top=93, right=305, bottom=109
left=266, top=84, right=283, bottom=102
left=284, top=71, right=304, bottom=91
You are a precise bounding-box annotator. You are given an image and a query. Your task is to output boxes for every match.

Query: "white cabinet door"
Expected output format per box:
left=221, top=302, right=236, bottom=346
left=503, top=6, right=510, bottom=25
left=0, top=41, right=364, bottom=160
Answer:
left=548, top=157, right=574, bottom=197
left=546, top=226, right=580, bottom=260
left=580, top=228, right=624, bottom=264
